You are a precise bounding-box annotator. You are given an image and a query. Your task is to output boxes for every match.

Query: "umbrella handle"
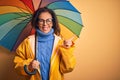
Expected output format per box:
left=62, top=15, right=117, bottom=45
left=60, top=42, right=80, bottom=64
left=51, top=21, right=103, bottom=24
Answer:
left=24, top=65, right=37, bottom=75
left=24, top=31, right=38, bottom=75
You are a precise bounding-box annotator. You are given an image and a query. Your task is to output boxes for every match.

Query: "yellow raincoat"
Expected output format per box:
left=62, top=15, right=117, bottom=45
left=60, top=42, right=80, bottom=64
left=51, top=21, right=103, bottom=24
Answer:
left=14, top=34, right=76, bottom=80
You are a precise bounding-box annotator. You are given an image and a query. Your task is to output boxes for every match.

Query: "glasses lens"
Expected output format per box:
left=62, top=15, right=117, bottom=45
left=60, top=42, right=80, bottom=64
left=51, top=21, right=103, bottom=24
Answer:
left=46, top=18, right=52, bottom=24
left=39, top=18, right=52, bottom=25
left=39, top=19, right=44, bottom=24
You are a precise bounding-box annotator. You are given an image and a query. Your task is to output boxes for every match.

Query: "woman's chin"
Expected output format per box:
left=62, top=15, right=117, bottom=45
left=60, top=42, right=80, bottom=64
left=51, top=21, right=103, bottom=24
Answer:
left=42, top=30, right=50, bottom=34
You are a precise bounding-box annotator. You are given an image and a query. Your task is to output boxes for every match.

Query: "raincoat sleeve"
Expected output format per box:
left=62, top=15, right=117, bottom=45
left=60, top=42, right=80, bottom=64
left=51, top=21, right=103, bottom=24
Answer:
left=59, top=41, right=76, bottom=74
left=14, top=38, right=33, bottom=76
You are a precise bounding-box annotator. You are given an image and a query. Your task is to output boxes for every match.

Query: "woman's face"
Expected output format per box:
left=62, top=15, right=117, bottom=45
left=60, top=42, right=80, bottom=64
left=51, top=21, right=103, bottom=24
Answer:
left=38, top=12, right=53, bottom=33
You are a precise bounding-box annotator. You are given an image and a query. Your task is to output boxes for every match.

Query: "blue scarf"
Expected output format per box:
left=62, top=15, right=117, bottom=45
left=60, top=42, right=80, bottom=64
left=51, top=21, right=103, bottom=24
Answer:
left=36, top=28, right=54, bottom=80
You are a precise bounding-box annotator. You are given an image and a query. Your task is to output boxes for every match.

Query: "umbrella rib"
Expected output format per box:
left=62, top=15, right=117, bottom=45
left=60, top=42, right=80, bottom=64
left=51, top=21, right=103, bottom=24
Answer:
left=0, top=17, right=29, bottom=41
left=15, top=17, right=31, bottom=23
left=57, top=15, right=83, bottom=37
left=13, top=7, right=32, bottom=18
left=6, top=5, right=33, bottom=18
left=57, top=15, right=83, bottom=26
left=11, top=12, right=31, bottom=19
left=47, top=1, right=80, bottom=13
left=12, top=18, right=32, bottom=51
left=0, top=18, right=30, bottom=51
left=0, top=5, right=32, bottom=19
left=39, top=0, right=42, bottom=8
left=2, top=13, right=32, bottom=23
left=60, top=22, right=82, bottom=37
left=60, top=22, right=81, bottom=37
left=19, top=0, right=33, bottom=14
left=54, top=9, right=83, bottom=26
left=0, top=13, right=31, bottom=27
left=53, top=9, right=80, bottom=13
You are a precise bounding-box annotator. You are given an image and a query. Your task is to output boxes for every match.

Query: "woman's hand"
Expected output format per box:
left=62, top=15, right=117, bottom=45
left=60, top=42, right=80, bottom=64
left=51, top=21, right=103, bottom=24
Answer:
left=63, top=37, right=74, bottom=48
left=28, top=60, right=40, bottom=70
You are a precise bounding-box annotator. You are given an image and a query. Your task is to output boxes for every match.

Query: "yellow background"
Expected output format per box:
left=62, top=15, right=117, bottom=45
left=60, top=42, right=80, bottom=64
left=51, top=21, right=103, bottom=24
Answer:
left=0, top=0, right=120, bottom=80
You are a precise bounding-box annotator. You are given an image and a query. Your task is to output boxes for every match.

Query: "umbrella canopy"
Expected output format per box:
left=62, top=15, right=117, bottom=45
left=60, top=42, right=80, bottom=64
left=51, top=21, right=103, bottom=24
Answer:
left=47, top=1, right=83, bottom=40
left=0, top=0, right=83, bottom=51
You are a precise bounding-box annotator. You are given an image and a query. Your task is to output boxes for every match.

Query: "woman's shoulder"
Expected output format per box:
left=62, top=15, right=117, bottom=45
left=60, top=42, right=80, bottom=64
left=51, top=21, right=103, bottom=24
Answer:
left=27, top=34, right=35, bottom=39
left=54, top=34, right=64, bottom=45
left=21, top=34, right=35, bottom=43
left=54, top=34, right=61, bottom=39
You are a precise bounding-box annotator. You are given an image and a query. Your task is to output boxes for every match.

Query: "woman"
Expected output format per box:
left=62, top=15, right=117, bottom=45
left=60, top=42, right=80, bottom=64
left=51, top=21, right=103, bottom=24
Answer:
left=14, top=7, right=76, bottom=80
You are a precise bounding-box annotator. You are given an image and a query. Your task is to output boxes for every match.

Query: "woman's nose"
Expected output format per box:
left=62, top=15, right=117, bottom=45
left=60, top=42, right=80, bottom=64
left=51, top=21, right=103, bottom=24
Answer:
left=43, top=21, right=47, bottom=25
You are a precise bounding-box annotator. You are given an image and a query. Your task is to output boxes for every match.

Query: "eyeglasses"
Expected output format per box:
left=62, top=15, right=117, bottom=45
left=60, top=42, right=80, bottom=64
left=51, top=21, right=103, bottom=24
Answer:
left=38, top=18, right=53, bottom=25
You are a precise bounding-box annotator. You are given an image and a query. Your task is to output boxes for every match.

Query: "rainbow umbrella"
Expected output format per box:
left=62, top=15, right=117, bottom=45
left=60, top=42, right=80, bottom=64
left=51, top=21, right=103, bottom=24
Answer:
left=0, top=0, right=83, bottom=51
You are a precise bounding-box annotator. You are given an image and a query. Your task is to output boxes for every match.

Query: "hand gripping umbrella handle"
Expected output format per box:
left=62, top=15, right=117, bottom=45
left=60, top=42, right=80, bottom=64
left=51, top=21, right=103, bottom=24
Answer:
left=24, top=32, right=38, bottom=75
left=24, top=65, right=37, bottom=75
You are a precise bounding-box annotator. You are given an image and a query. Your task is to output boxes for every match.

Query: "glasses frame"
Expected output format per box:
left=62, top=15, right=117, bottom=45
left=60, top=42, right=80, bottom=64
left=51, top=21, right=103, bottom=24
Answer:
left=38, top=18, right=53, bottom=25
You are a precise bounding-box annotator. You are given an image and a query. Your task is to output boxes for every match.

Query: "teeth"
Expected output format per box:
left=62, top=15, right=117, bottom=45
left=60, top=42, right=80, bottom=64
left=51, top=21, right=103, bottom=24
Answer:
left=43, top=27, right=48, bottom=31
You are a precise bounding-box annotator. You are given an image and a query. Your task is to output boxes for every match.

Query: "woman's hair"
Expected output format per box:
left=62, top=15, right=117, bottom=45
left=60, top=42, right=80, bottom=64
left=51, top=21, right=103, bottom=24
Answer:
left=31, top=7, right=60, bottom=36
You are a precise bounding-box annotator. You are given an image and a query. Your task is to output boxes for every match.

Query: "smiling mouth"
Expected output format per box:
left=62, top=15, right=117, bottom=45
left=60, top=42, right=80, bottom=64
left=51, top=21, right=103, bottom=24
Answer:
left=42, top=27, right=49, bottom=31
